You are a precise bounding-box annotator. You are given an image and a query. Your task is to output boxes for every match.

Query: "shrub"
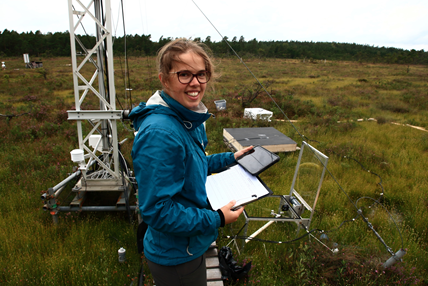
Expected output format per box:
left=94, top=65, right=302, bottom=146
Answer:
left=377, top=101, right=410, bottom=113
left=376, top=117, right=388, bottom=124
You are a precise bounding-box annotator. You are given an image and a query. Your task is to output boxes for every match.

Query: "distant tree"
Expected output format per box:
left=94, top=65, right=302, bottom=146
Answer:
left=204, top=36, right=212, bottom=49
left=0, top=29, right=22, bottom=56
left=247, top=38, right=258, bottom=54
left=238, top=36, right=245, bottom=53
left=1, top=30, right=427, bottom=64
left=217, top=36, right=229, bottom=56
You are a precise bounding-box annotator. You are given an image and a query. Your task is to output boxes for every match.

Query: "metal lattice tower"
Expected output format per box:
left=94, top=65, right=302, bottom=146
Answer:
left=41, top=0, right=135, bottom=223
left=67, top=0, right=120, bottom=179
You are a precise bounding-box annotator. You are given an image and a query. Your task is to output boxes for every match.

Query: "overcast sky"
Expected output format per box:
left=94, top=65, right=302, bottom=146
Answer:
left=2, top=0, right=427, bottom=51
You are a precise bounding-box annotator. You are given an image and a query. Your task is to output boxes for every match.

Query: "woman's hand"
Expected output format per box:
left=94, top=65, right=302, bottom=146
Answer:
left=234, top=146, right=254, bottom=160
left=220, top=200, right=245, bottom=225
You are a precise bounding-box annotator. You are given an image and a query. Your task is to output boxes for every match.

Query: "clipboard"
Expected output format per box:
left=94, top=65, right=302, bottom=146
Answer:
left=206, top=164, right=273, bottom=211
left=236, top=145, right=280, bottom=176
left=230, top=176, right=273, bottom=210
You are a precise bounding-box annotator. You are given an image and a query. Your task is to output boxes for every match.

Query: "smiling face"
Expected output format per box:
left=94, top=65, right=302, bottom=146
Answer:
left=159, top=51, right=207, bottom=111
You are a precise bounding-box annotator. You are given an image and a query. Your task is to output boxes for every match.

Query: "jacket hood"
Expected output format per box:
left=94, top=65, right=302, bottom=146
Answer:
left=129, top=90, right=211, bottom=132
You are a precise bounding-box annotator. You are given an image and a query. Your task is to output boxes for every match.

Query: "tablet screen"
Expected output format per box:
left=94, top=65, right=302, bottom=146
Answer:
left=236, top=145, right=280, bottom=176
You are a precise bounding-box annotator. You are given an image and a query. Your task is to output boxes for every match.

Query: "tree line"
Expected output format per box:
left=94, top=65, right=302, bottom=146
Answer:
left=1, top=29, right=427, bottom=65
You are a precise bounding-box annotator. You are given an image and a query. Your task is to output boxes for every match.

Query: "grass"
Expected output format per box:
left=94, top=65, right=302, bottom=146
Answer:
left=0, top=56, right=427, bottom=285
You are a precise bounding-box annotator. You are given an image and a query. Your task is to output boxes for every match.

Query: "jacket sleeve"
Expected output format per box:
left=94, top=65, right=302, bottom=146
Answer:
left=132, top=126, right=221, bottom=237
left=206, top=152, right=236, bottom=174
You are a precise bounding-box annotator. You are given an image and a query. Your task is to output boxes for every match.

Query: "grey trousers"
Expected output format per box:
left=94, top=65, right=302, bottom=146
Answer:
left=147, top=254, right=207, bottom=286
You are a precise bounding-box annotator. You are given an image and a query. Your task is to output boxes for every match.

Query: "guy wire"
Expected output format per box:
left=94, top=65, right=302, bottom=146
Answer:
left=191, top=0, right=358, bottom=211
left=191, top=0, right=303, bottom=138
left=120, top=0, right=133, bottom=109
left=192, top=0, right=404, bottom=253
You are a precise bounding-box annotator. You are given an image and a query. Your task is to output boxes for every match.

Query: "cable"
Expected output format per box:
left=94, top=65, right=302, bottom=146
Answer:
left=115, top=54, right=126, bottom=110
left=113, top=1, right=121, bottom=37
left=72, top=4, right=89, bottom=36
left=356, top=196, right=404, bottom=250
left=0, top=112, right=31, bottom=120
left=344, top=155, right=385, bottom=201
left=323, top=214, right=360, bottom=235
left=120, top=0, right=133, bottom=109
left=223, top=221, right=321, bottom=245
left=118, top=149, right=133, bottom=223
left=192, top=0, right=305, bottom=139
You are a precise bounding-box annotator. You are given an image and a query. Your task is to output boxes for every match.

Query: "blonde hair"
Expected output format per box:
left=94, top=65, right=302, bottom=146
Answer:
left=156, top=38, right=217, bottom=84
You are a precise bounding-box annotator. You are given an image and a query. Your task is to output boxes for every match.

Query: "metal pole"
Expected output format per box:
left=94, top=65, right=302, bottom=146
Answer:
left=52, top=170, right=81, bottom=193
left=105, top=0, right=120, bottom=177
left=68, top=0, right=84, bottom=151
left=58, top=206, right=137, bottom=212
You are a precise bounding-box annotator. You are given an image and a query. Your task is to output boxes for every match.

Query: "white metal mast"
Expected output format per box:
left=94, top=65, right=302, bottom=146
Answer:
left=67, top=0, right=120, bottom=178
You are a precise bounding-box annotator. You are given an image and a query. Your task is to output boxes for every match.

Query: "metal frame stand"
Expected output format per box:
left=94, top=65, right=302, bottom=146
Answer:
left=229, top=141, right=329, bottom=249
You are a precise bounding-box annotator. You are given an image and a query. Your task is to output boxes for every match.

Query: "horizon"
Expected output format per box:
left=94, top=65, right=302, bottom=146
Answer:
left=1, top=28, right=424, bottom=53
left=2, top=0, right=427, bottom=52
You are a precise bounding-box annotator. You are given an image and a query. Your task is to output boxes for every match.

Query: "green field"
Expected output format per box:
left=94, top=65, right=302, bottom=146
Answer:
left=0, top=56, right=427, bottom=285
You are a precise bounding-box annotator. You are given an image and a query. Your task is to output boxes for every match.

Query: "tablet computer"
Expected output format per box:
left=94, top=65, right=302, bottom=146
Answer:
left=236, top=145, right=280, bottom=176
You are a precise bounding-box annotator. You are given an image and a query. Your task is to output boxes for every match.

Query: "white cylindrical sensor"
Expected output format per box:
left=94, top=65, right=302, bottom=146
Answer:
left=118, top=247, right=126, bottom=263
left=383, top=249, right=406, bottom=268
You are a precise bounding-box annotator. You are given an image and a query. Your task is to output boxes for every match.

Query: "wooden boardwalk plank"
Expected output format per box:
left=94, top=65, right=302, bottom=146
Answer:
left=205, top=247, right=218, bottom=257
left=206, top=257, right=220, bottom=268
left=207, top=268, right=222, bottom=281
left=205, top=242, right=223, bottom=285
left=208, top=281, right=225, bottom=286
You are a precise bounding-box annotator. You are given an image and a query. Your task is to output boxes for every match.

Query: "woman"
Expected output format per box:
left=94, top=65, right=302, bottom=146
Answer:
left=130, top=38, right=252, bottom=286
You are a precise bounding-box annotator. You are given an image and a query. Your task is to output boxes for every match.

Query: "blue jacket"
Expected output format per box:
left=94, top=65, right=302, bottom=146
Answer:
left=130, top=91, right=236, bottom=266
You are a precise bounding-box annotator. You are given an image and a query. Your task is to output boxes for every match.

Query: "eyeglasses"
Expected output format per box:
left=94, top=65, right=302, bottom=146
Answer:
left=169, top=70, right=211, bottom=84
